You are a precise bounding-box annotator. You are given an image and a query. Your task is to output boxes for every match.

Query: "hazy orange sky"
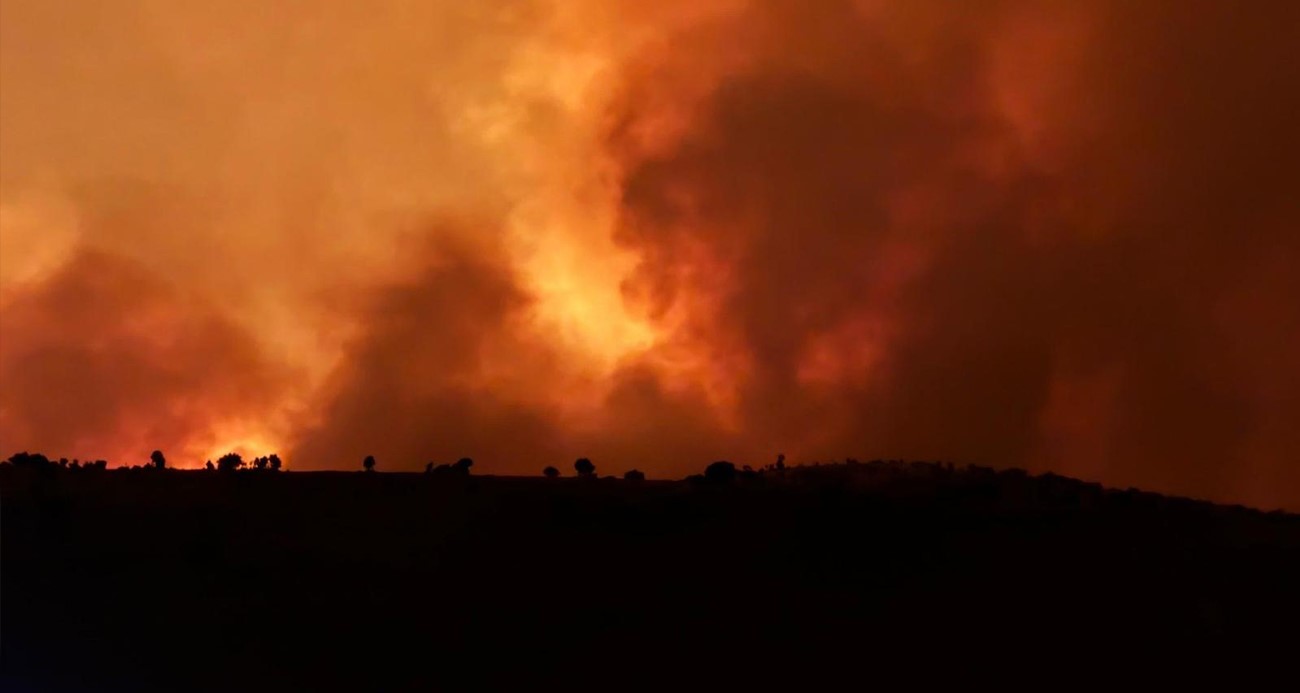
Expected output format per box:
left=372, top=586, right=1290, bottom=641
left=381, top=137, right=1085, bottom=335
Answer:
left=2, top=0, right=1297, bottom=509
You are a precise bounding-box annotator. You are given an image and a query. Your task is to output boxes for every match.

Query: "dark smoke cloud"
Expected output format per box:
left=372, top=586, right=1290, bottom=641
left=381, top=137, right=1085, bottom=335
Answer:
left=288, top=230, right=565, bottom=469
left=0, top=248, right=290, bottom=464
left=2, top=0, right=1296, bottom=509
left=599, top=0, right=1300, bottom=508
left=287, top=224, right=739, bottom=476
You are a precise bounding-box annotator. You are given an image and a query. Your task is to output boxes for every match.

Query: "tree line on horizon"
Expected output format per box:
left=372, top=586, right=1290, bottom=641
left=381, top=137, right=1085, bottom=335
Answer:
left=2, top=448, right=792, bottom=483
left=4, top=448, right=889, bottom=482
left=4, top=448, right=1297, bottom=516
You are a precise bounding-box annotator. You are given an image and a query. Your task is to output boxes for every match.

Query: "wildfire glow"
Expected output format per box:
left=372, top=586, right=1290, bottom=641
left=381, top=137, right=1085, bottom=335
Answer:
left=2, top=0, right=1298, bottom=510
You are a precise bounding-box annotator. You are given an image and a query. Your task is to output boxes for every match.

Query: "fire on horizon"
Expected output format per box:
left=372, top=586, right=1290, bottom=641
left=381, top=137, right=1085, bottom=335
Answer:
left=1, top=1, right=1297, bottom=509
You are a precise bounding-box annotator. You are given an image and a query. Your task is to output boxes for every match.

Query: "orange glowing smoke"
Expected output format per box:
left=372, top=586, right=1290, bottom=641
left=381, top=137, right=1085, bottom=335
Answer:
left=2, top=0, right=1298, bottom=509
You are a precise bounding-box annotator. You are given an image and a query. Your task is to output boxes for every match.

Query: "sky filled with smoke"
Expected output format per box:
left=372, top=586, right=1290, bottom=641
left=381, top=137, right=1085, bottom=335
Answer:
left=2, top=0, right=1297, bottom=509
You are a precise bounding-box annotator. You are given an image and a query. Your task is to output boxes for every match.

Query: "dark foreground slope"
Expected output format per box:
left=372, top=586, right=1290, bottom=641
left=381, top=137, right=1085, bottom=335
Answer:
left=3, top=463, right=1299, bottom=690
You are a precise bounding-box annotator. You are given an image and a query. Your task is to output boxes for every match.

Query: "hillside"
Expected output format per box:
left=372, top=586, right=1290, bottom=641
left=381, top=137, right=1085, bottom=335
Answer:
left=3, top=461, right=1298, bottom=690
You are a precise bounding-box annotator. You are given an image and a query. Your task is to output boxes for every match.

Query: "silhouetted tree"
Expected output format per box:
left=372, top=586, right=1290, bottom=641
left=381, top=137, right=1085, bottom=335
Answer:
left=705, top=461, right=737, bottom=484
left=574, top=458, right=595, bottom=477
left=453, top=458, right=473, bottom=475
left=543, top=466, right=559, bottom=479
left=425, top=462, right=434, bottom=474
left=205, top=460, right=215, bottom=471
left=9, top=452, right=52, bottom=468
left=70, top=460, right=82, bottom=470
left=623, top=469, right=645, bottom=482
left=775, top=453, right=786, bottom=471
left=269, top=454, right=282, bottom=471
left=217, top=453, right=243, bottom=472
left=363, top=455, right=376, bottom=472
left=150, top=450, right=166, bottom=470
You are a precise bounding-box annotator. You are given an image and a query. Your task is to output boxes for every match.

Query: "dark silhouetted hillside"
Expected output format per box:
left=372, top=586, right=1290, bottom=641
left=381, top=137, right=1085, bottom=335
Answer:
left=2, top=458, right=1298, bottom=690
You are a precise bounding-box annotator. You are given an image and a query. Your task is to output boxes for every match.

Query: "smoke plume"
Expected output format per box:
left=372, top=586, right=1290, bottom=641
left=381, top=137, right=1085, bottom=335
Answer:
left=2, top=1, right=1297, bottom=508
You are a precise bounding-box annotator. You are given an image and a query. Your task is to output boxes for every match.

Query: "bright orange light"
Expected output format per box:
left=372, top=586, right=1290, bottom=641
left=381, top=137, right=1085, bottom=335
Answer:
left=194, top=429, right=284, bottom=469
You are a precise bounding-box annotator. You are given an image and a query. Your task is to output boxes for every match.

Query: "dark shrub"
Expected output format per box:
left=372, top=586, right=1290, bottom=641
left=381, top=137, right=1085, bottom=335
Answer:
left=217, top=453, right=244, bottom=472
left=704, top=461, right=737, bottom=484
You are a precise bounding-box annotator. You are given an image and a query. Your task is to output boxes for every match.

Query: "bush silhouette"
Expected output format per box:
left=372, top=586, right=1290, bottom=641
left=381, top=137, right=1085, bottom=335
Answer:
left=543, top=466, right=559, bottom=479
left=453, top=458, right=473, bottom=474
left=205, top=460, right=215, bottom=471
left=363, top=455, right=376, bottom=473
left=574, top=458, right=596, bottom=477
left=623, top=469, right=645, bottom=482
left=8, top=452, right=52, bottom=468
left=269, top=454, right=282, bottom=471
left=704, top=461, right=737, bottom=484
left=217, top=453, right=243, bottom=472
left=150, top=450, right=166, bottom=470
